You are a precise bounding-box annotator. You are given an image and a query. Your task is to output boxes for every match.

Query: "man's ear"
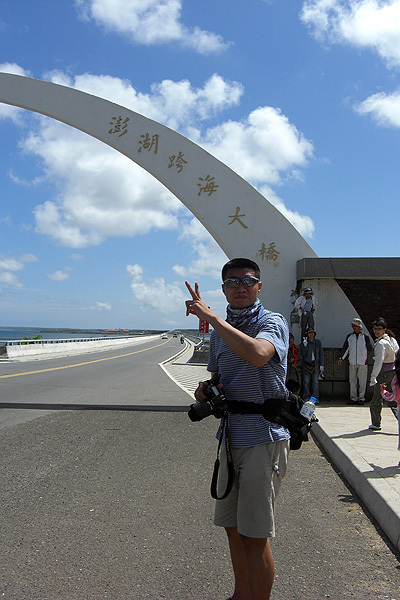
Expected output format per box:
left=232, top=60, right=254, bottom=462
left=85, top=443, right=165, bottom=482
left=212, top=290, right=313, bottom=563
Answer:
left=257, top=281, right=263, bottom=293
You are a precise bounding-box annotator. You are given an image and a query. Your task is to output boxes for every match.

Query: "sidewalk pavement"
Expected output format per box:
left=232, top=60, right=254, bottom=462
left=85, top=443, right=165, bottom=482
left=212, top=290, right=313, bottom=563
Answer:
left=161, top=347, right=400, bottom=552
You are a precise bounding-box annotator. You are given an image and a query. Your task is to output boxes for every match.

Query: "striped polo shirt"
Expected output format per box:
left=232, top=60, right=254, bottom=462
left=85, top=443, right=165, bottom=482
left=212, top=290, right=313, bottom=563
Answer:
left=208, top=307, right=290, bottom=448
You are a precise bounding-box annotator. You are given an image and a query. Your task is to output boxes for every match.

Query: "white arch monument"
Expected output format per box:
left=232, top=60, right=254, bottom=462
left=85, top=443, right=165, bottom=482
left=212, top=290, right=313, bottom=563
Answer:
left=0, top=73, right=358, bottom=345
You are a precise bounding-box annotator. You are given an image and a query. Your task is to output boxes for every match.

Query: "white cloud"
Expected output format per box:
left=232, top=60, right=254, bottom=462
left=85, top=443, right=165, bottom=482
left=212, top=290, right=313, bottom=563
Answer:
left=127, top=263, right=144, bottom=280
left=301, top=2, right=400, bottom=128
left=75, top=0, right=231, bottom=54
left=189, top=107, right=315, bottom=241
left=126, top=261, right=225, bottom=319
left=0, top=63, right=31, bottom=123
left=20, top=72, right=243, bottom=248
left=0, top=215, right=11, bottom=226
left=127, top=263, right=187, bottom=313
left=0, top=62, right=29, bottom=77
left=0, top=271, right=23, bottom=287
left=26, top=120, right=182, bottom=248
left=301, top=0, right=400, bottom=67
left=7, top=67, right=315, bottom=274
left=355, top=89, right=400, bottom=126
left=89, top=301, right=112, bottom=310
left=258, top=185, right=316, bottom=238
left=34, top=200, right=103, bottom=248
left=8, top=171, right=46, bottom=187
left=0, top=258, right=24, bottom=272
left=47, top=269, right=72, bottom=281
left=18, top=253, right=38, bottom=263
left=70, top=253, right=85, bottom=260
left=197, top=106, right=314, bottom=186
left=0, top=254, right=38, bottom=288
left=45, top=71, right=244, bottom=131
left=172, top=218, right=228, bottom=279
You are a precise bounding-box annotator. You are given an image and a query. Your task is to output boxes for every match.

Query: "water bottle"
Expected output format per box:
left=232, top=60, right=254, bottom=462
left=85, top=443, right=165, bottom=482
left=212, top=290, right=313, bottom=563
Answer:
left=300, top=396, right=317, bottom=421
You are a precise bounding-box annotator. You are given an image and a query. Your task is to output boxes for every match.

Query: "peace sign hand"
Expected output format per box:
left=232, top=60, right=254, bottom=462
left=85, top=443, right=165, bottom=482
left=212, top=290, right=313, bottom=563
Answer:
left=185, top=281, right=213, bottom=321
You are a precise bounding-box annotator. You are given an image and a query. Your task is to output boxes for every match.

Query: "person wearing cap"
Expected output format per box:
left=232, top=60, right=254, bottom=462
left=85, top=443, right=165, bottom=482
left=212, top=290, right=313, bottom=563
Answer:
left=338, top=318, right=373, bottom=406
left=294, top=287, right=317, bottom=339
left=300, top=327, right=324, bottom=403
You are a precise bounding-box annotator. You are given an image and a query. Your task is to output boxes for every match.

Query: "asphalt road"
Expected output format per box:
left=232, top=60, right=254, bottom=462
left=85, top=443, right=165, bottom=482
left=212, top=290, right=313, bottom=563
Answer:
left=1, top=341, right=399, bottom=599
left=0, top=337, right=189, bottom=429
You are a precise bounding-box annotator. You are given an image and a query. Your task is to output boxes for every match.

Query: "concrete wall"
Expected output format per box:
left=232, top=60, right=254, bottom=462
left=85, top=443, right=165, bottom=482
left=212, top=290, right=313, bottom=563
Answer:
left=318, top=347, right=374, bottom=399
left=6, top=335, right=159, bottom=358
left=337, top=279, right=400, bottom=340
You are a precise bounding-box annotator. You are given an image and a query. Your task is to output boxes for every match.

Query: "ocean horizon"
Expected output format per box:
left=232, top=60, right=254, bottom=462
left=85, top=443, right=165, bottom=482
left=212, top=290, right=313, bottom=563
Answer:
left=0, top=326, right=201, bottom=342
left=0, top=326, right=161, bottom=342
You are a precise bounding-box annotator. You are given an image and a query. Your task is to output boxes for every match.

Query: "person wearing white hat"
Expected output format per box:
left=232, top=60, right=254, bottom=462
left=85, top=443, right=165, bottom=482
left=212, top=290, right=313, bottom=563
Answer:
left=294, top=287, right=317, bottom=339
left=338, top=318, right=373, bottom=405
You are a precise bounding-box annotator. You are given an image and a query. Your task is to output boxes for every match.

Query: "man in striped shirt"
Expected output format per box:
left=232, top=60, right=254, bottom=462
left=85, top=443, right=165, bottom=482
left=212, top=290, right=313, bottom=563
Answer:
left=185, top=258, right=290, bottom=600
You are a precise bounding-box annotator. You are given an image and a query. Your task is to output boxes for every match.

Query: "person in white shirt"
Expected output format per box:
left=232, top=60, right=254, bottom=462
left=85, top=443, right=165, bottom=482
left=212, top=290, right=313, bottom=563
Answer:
left=369, top=318, right=399, bottom=431
left=338, top=318, right=372, bottom=406
left=294, top=287, right=317, bottom=339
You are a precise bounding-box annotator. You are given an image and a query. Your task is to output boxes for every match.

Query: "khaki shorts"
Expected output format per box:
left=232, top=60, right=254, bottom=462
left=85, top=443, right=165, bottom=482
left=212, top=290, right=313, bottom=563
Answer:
left=213, top=440, right=289, bottom=538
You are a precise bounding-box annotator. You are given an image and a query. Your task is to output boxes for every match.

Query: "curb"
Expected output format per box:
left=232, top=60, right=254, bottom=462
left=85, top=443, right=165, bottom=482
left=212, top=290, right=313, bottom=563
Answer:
left=312, top=421, right=400, bottom=551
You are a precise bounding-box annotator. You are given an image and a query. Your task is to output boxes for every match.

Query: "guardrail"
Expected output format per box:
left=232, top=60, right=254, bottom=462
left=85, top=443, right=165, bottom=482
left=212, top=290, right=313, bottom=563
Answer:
left=182, top=334, right=203, bottom=347
left=0, top=336, right=125, bottom=346
left=1, top=335, right=159, bottom=358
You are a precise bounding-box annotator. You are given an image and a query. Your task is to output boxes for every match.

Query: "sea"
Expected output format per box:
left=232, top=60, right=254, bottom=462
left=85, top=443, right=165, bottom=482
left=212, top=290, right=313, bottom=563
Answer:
left=0, top=326, right=204, bottom=343
left=0, top=326, right=154, bottom=342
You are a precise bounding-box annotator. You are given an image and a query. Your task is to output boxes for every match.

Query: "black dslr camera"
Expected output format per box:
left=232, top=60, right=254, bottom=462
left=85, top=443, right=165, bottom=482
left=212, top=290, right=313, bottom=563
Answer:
left=188, top=380, right=228, bottom=422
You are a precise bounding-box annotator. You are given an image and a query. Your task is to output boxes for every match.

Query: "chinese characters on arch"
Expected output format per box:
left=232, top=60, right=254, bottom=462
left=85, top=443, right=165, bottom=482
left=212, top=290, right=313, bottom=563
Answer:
left=107, top=115, right=280, bottom=263
left=108, top=114, right=221, bottom=194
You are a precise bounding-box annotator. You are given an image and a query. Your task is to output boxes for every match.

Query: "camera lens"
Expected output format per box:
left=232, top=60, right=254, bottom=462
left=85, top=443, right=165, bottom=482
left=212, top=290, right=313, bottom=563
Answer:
left=188, top=400, right=212, bottom=422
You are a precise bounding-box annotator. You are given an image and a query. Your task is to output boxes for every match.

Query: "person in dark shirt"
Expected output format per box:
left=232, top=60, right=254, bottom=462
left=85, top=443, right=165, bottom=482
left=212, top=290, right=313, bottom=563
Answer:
left=300, top=327, right=324, bottom=403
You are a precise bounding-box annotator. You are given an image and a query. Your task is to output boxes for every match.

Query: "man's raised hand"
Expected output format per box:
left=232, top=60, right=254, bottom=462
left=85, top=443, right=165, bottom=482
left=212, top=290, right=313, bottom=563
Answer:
left=185, top=281, right=212, bottom=321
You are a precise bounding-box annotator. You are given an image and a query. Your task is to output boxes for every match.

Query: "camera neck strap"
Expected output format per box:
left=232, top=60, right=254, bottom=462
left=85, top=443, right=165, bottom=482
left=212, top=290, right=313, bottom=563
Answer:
left=211, top=412, right=235, bottom=500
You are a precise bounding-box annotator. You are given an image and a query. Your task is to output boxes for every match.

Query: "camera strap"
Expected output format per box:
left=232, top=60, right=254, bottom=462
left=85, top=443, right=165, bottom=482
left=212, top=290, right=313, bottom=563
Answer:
left=210, top=412, right=235, bottom=500
left=226, top=396, right=317, bottom=451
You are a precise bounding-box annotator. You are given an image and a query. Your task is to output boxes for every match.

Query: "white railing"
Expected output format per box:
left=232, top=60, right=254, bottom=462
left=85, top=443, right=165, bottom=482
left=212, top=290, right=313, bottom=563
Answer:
left=1, top=335, right=159, bottom=358
left=0, top=335, right=128, bottom=346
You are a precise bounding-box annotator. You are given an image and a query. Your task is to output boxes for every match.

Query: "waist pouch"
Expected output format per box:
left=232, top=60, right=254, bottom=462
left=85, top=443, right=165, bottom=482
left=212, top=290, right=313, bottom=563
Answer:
left=226, top=393, right=318, bottom=450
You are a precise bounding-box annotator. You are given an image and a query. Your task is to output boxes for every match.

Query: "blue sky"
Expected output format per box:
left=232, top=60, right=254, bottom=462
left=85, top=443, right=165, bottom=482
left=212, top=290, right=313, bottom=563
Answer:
left=1, top=0, right=400, bottom=330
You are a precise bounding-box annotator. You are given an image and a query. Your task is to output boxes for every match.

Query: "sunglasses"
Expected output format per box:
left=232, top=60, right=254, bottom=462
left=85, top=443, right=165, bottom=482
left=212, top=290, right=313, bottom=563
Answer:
left=223, top=276, right=259, bottom=288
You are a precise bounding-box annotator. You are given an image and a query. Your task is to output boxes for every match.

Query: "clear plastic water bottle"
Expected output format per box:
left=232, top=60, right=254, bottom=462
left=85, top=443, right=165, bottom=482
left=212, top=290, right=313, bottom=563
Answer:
left=300, top=396, right=317, bottom=421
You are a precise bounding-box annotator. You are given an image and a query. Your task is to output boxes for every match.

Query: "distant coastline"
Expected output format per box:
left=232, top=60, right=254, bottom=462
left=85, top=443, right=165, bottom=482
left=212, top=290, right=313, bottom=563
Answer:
left=0, top=326, right=200, bottom=342
left=39, top=328, right=166, bottom=336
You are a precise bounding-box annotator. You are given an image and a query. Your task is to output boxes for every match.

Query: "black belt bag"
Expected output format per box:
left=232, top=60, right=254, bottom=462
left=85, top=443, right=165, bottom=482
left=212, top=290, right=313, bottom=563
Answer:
left=226, top=393, right=317, bottom=451
left=211, top=394, right=318, bottom=500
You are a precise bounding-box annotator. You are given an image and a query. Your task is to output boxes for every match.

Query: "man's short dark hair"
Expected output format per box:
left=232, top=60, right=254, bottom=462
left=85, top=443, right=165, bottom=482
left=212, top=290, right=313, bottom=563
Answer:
left=222, top=258, right=261, bottom=281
